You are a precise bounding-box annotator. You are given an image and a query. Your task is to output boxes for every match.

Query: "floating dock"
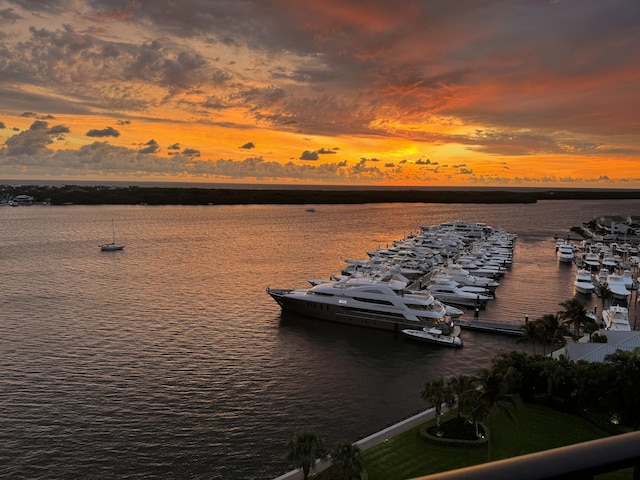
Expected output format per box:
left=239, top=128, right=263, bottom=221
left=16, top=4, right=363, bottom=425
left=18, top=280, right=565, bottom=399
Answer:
left=457, top=319, right=524, bottom=336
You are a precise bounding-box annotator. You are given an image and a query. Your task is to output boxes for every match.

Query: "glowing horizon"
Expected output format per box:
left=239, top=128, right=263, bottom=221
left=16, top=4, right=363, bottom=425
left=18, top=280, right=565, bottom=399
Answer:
left=1, top=1, right=639, bottom=188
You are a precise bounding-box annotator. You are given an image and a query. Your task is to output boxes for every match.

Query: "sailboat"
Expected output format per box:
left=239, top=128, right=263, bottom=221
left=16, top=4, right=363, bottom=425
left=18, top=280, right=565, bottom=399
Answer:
left=100, top=219, right=125, bottom=251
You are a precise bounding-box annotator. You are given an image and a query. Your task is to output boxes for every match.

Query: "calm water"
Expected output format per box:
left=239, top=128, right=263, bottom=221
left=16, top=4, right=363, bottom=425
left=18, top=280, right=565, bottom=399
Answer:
left=1, top=200, right=638, bottom=479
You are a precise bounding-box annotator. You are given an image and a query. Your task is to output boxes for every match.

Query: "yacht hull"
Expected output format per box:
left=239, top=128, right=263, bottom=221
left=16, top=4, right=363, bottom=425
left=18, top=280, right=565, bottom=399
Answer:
left=267, top=288, right=422, bottom=332
left=401, top=327, right=463, bottom=348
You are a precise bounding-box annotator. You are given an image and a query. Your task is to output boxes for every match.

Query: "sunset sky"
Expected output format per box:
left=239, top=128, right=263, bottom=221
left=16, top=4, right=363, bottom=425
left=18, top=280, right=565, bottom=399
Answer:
left=1, top=0, right=639, bottom=188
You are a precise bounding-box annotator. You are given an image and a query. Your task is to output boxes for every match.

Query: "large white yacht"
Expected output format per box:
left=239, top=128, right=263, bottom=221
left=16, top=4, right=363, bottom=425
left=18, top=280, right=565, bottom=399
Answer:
left=602, top=305, right=631, bottom=331
left=574, top=269, right=595, bottom=295
left=267, top=276, right=454, bottom=332
left=605, top=272, right=632, bottom=300
left=431, top=264, right=501, bottom=292
left=426, top=281, right=493, bottom=309
left=557, top=242, right=575, bottom=263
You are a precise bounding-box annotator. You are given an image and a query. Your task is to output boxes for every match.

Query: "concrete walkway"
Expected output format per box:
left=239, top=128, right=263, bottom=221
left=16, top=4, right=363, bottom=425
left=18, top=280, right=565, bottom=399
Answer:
left=273, top=407, right=439, bottom=480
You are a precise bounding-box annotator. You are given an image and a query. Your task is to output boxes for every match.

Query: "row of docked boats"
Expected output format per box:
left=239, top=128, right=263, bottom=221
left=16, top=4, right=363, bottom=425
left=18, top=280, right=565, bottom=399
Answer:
left=568, top=249, right=637, bottom=300
left=267, top=221, right=517, bottom=348
left=560, top=237, right=638, bottom=334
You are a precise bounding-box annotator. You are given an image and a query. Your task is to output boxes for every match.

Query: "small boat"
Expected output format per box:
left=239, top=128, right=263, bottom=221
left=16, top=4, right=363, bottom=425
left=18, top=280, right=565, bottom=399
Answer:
left=605, top=272, right=631, bottom=300
left=426, top=282, right=492, bottom=309
left=100, top=219, right=125, bottom=251
left=305, top=208, right=316, bottom=212
left=557, top=243, right=574, bottom=263
left=602, top=305, right=631, bottom=331
left=574, top=269, right=595, bottom=295
left=621, top=269, right=634, bottom=290
left=401, top=324, right=463, bottom=348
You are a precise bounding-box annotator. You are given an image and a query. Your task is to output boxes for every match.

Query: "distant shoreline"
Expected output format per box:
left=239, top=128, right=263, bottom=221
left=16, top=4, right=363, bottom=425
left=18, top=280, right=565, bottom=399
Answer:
left=2, top=184, right=640, bottom=206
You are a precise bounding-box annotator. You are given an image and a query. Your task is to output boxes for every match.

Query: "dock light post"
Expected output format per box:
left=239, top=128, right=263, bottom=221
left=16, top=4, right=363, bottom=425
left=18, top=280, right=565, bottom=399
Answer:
left=525, top=315, right=528, bottom=323
left=474, top=295, right=480, bottom=320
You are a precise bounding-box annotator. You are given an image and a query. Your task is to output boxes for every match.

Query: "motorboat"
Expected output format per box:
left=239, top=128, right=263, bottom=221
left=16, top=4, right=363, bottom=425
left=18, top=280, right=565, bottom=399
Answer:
left=426, top=282, right=492, bottom=309
left=602, top=305, right=631, bottom=331
left=605, top=272, right=632, bottom=300
left=580, top=251, right=601, bottom=269
left=431, top=264, right=500, bottom=292
left=267, top=275, right=454, bottom=332
left=401, top=324, right=463, bottom=348
left=574, top=269, right=595, bottom=295
left=429, top=275, right=493, bottom=298
left=621, top=269, right=634, bottom=290
left=557, top=243, right=574, bottom=263
left=601, top=255, right=620, bottom=269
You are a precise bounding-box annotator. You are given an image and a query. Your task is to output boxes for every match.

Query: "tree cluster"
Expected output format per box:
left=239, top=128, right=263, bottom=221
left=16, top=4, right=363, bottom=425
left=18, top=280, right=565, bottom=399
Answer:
left=286, top=431, right=363, bottom=480
left=4, top=183, right=640, bottom=206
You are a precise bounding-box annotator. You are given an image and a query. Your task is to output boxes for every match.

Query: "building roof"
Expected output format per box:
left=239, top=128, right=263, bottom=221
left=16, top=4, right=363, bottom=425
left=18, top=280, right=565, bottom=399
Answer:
left=552, top=331, right=640, bottom=363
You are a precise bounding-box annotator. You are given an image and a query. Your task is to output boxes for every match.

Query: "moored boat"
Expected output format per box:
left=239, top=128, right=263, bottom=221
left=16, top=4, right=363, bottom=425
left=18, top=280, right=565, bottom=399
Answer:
left=266, top=275, right=453, bottom=332
left=602, top=305, right=631, bottom=331
left=605, top=272, right=632, bottom=300
left=557, top=243, right=574, bottom=263
left=574, top=268, right=595, bottom=295
left=401, top=324, right=463, bottom=348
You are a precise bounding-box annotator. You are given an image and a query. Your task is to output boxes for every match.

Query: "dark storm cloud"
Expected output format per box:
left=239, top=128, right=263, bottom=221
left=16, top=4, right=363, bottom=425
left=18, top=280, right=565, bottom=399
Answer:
left=182, top=148, right=200, bottom=157
left=240, top=142, right=255, bottom=149
left=139, top=139, right=159, bottom=154
left=49, top=124, right=70, bottom=134
left=86, top=126, right=120, bottom=137
left=0, top=7, right=23, bottom=22
left=4, top=0, right=67, bottom=13
left=317, top=148, right=336, bottom=154
left=299, top=150, right=318, bottom=161
left=124, top=40, right=207, bottom=88
left=3, top=127, right=53, bottom=155
left=29, top=120, right=49, bottom=130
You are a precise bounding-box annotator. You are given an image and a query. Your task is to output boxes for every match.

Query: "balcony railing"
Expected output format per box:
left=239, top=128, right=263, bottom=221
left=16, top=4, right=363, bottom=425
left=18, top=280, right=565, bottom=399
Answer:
left=414, top=430, right=640, bottom=480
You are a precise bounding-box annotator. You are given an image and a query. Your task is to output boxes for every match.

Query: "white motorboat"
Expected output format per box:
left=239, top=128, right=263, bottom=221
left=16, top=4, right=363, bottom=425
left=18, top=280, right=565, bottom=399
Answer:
left=574, top=269, right=595, bottom=295
left=401, top=325, right=463, bottom=348
left=267, top=275, right=454, bottom=332
left=581, top=251, right=601, bottom=269
left=601, top=255, right=620, bottom=269
left=431, top=264, right=500, bottom=292
left=557, top=243, right=574, bottom=263
left=426, top=282, right=492, bottom=309
left=605, top=272, right=632, bottom=300
left=602, top=305, right=631, bottom=331
left=429, top=275, right=493, bottom=297
left=621, top=269, right=634, bottom=290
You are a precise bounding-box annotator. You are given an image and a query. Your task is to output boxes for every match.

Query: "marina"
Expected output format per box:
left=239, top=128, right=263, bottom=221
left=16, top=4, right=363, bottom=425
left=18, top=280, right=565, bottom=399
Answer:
left=2, top=200, right=639, bottom=479
left=268, top=220, right=521, bottom=341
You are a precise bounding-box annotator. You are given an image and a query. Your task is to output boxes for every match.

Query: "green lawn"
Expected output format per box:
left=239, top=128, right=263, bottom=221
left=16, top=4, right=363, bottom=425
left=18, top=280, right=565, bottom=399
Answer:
left=322, top=403, right=633, bottom=480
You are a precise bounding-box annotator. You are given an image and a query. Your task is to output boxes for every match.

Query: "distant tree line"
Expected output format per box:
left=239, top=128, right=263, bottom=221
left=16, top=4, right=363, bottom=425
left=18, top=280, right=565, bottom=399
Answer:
left=2, top=184, right=640, bottom=206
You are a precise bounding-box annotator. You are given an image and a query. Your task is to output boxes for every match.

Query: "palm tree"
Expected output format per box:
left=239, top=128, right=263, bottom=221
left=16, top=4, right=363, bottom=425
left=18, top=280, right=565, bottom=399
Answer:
left=448, top=375, right=477, bottom=419
left=537, top=313, right=572, bottom=353
left=558, top=298, right=588, bottom=337
left=517, top=320, right=541, bottom=354
left=286, top=431, right=327, bottom=480
left=421, top=378, right=455, bottom=434
left=330, top=441, right=363, bottom=480
left=598, top=283, right=612, bottom=312
left=604, top=348, right=640, bottom=428
left=582, top=315, right=600, bottom=341
left=470, top=367, right=520, bottom=461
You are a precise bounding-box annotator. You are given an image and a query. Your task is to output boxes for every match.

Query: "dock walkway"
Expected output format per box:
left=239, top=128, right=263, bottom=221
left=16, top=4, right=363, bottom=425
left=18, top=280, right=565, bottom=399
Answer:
left=457, top=318, right=524, bottom=336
